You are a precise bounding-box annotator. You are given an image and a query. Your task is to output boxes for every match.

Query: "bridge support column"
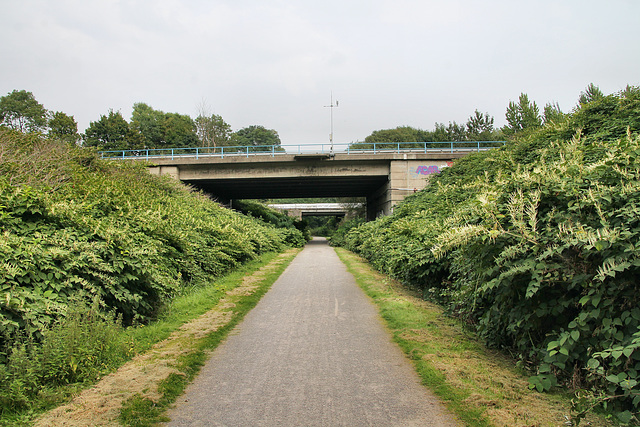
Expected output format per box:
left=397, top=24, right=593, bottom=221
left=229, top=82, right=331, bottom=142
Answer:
left=148, top=165, right=180, bottom=180
left=367, top=159, right=450, bottom=220
left=286, top=209, right=303, bottom=220
left=367, top=182, right=390, bottom=220
left=388, top=159, right=425, bottom=209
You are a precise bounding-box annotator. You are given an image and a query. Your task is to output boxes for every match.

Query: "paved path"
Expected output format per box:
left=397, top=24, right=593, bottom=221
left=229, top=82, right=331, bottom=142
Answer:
left=166, top=238, right=458, bottom=426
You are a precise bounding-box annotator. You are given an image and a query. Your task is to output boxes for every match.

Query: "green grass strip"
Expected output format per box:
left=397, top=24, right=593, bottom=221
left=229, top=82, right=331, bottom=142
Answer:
left=334, top=247, right=492, bottom=427
left=124, top=251, right=288, bottom=353
left=119, top=248, right=301, bottom=426
left=334, top=247, right=612, bottom=427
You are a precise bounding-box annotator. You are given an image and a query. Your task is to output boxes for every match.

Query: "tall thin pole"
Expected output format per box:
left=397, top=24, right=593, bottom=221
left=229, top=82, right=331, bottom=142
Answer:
left=324, top=92, right=338, bottom=154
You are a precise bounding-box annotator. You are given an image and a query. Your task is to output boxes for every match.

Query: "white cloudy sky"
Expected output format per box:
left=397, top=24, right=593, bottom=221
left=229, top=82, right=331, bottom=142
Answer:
left=1, top=0, right=639, bottom=145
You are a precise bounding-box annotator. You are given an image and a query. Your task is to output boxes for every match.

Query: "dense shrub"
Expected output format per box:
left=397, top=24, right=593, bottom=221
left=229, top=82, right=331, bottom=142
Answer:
left=0, top=128, right=296, bottom=352
left=231, top=199, right=309, bottom=244
left=340, top=87, right=640, bottom=422
left=0, top=299, right=132, bottom=413
left=328, top=218, right=365, bottom=246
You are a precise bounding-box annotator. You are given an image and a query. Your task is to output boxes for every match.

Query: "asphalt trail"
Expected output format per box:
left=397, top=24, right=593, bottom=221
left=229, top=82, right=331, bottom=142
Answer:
left=165, top=238, right=458, bottom=426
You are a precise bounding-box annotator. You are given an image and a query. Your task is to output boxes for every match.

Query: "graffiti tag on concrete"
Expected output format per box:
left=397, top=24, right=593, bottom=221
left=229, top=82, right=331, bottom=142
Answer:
left=415, top=165, right=441, bottom=175
left=410, top=162, right=453, bottom=178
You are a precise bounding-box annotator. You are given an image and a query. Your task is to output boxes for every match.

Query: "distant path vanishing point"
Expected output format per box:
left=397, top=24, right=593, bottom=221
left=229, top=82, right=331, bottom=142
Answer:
left=165, top=237, right=458, bottom=426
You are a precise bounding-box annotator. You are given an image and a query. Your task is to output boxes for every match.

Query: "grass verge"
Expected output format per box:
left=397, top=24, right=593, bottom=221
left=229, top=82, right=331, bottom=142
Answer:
left=124, top=250, right=291, bottom=355
left=29, top=248, right=301, bottom=427
left=334, top=247, right=614, bottom=427
left=119, top=248, right=301, bottom=426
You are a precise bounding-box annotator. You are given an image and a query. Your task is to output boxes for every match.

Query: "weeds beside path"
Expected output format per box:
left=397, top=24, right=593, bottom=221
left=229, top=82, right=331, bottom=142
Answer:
left=32, top=248, right=301, bottom=427
left=335, top=248, right=614, bottom=427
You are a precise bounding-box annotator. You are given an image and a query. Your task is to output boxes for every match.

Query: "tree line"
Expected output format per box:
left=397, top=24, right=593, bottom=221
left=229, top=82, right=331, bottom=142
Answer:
left=0, top=90, right=282, bottom=151
left=355, top=83, right=606, bottom=146
left=1, top=84, right=608, bottom=151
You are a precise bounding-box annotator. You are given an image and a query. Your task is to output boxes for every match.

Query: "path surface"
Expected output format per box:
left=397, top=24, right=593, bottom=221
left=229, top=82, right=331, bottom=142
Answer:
left=166, top=238, right=458, bottom=426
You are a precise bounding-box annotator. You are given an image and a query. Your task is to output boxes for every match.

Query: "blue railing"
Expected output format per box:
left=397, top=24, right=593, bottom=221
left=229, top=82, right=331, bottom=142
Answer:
left=98, top=141, right=505, bottom=160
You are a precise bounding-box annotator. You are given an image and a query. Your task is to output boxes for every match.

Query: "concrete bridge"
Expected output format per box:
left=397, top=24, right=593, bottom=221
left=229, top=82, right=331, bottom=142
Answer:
left=268, top=203, right=360, bottom=219
left=107, top=142, right=503, bottom=219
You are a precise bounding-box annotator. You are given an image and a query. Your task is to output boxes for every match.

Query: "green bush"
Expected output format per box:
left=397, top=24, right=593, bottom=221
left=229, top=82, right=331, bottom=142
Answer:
left=0, top=129, right=295, bottom=353
left=340, top=87, right=640, bottom=422
left=231, top=199, right=309, bottom=243
left=0, top=299, right=131, bottom=412
left=328, top=218, right=365, bottom=246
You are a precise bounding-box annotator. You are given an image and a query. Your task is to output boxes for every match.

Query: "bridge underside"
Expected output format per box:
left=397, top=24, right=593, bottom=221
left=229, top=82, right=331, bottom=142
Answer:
left=183, top=176, right=388, bottom=200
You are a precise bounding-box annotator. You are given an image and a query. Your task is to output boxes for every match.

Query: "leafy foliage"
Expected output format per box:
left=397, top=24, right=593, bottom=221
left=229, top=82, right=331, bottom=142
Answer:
left=194, top=113, right=231, bottom=147
left=48, top=111, right=80, bottom=145
left=364, top=126, right=426, bottom=143
left=0, top=90, right=48, bottom=134
left=130, top=103, right=199, bottom=148
left=328, top=218, right=365, bottom=247
left=83, top=110, right=138, bottom=151
left=351, top=111, right=504, bottom=151
left=579, top=83, right=605, bottom=106
left=339, top=86, right=640, bottom=423
left=84, top=103, right=202, bottom=151
left=0, top=299, right=132, bottom=413
left=466, top=110, right=496, bottom=141
left=231, top=199, right=309, bottom=245
left=0, top=128, right=299, bottom=356
left=503, top=93, right=542, bottom=137
left=229, top=125, right=284, bottom=152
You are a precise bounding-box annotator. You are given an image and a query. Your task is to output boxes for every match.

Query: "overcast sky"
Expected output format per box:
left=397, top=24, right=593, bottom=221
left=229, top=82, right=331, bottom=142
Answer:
left=1, top=0, right=639, bottom=145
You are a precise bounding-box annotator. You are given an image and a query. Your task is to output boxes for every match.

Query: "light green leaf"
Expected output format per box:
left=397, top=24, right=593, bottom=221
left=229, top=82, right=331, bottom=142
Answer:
left=617, top=410, right=632, bottom=424
left=606, top=374, right=621, bottom=384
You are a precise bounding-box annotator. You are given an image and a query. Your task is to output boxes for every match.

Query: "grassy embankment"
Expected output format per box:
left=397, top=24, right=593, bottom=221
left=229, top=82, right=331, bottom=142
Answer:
left=0, top=128, right=306, bottom=425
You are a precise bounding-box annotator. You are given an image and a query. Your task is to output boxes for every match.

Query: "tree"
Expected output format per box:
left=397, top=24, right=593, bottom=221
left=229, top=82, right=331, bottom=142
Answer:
left=194, top=100, right=232, bottom=147
left=503, top=93, right=542, bottom=137
left=195, top=114, right=231, bottom=147
left=130, top=102, right=199, bottom=148
left=48, top=111, right=79, bottom=144
left=162, top=112, right=199, bottom=147
left=230, top=125, right=282, bottom=151
left=466, top=110, right=495, bottom=141
left=130, top=102, right=164, bottom=147
left=364, top=126, right=423, bottom=144
left=570, top=85, right=640, bottom=140
left=83, top=110, right=138, bottom=151
left=0, top=90, right=48, bottom=133
left=432, top=121, right=467, bottom=141
left=578, top=83, right=604, bottom=105
left=543, top=102, right=564, bottom=125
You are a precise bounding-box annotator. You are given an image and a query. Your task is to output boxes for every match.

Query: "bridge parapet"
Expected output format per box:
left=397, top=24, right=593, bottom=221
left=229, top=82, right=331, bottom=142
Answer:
left=99, top=141, right=504, bottom=161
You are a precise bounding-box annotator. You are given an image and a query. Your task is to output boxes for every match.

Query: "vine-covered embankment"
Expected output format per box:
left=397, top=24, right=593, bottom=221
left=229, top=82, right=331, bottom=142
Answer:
left=335, top=87, right=640, bottom=423
left=0, top=128, right=305, bottom=417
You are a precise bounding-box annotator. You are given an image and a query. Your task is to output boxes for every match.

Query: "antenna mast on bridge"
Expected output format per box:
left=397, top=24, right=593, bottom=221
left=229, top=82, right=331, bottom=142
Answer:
left=324, top=92, right=338, bottom=154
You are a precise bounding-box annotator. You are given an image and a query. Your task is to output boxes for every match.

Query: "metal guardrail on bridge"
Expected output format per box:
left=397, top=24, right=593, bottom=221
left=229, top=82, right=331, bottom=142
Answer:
left=98, top=141, right=505, bottom=160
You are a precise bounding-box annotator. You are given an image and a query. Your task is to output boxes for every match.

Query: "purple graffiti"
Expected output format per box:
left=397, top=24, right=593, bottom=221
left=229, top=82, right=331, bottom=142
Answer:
left=415, top=165, right=441, bottom=175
